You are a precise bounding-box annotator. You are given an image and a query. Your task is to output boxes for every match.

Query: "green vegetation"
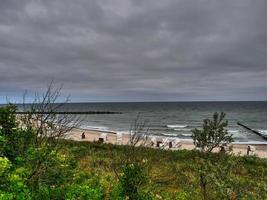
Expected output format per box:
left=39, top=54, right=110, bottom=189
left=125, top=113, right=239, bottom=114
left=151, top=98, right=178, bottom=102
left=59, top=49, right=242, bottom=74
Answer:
left=192, top=112, right=233, bottom=152
left=0, top=105, right=267, bottom=199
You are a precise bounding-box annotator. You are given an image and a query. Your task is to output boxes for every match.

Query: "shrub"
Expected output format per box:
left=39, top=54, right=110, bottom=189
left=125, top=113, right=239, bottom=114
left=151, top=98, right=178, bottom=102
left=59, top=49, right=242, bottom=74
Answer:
left=0, top=158, right=31, bottom=200
left=118, top=163, right=150, bottom=200
left=0, top=156, right=10, bottom=175
left=65, top=174, right=104, bottom=200
left=192, top=112, right=233, bottom=152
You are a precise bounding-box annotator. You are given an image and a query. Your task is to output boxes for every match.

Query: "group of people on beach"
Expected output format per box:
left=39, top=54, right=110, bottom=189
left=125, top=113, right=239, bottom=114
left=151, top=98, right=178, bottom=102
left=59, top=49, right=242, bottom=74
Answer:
left=80, top=132, right=258, bottom=156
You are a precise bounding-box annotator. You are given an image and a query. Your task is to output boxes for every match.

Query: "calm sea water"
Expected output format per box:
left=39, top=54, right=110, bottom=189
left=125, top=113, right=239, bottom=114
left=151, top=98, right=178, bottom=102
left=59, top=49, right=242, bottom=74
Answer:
left=54, top=101, right=267, bottom=143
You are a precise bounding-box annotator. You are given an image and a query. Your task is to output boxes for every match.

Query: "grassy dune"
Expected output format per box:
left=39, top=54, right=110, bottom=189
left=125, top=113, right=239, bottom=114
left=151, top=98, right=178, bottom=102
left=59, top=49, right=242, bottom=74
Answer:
left=57, top=140, right=267, bottom=199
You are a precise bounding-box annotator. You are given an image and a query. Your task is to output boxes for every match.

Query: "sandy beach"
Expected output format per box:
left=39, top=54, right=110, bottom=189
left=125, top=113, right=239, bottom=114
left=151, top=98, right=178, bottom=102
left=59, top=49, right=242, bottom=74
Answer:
left=65, top=128, right=267, bottom=158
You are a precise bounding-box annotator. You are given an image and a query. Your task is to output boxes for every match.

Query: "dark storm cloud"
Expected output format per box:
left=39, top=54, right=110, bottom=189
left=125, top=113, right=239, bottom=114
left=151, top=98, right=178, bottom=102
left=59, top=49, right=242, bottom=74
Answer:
left=0, top=0, right=267, bottom=102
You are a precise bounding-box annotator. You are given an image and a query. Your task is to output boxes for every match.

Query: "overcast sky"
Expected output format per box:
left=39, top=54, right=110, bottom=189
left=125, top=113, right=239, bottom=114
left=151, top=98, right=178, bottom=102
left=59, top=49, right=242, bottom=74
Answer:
left=0, top=0, right=267, bottom=103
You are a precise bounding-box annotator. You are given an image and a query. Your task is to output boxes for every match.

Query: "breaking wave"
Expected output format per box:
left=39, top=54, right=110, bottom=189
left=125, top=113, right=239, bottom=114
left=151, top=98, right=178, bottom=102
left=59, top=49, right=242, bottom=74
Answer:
left=167, top=124, right=188, bottom=128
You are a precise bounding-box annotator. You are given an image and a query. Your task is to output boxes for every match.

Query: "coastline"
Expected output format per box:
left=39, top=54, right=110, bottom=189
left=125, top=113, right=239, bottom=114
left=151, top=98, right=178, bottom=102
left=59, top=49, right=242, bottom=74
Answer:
left=65, top=127, right=267, bottom=158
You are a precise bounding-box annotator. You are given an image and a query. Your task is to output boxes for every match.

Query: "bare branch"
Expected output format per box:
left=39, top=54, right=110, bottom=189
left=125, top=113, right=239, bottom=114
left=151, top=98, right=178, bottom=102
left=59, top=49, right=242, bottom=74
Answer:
left=18, top=81, right=84, bottom=149
left=128, top=113, right=150, bottom=147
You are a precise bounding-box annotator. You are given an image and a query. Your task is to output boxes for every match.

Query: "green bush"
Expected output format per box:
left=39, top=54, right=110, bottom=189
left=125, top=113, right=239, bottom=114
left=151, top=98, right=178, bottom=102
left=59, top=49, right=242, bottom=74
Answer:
left=0, top=158, right=31, bottom=200
left=117, top=163, right=151, bottom=200
left=0, top=156, right=10, bottom=175
left=65, top=174, right=104, bottom=200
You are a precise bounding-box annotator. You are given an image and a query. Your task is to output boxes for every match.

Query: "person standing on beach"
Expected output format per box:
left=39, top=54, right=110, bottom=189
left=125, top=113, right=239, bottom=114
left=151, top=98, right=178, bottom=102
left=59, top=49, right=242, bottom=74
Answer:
left=81, top=132, right=85, bottom=139
left=247, top=145, right=251, bottom=155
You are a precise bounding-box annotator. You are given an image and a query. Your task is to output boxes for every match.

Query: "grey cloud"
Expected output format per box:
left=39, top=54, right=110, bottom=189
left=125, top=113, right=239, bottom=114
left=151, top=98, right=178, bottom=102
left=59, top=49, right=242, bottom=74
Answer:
left=0, top=0, right=267, bottom=102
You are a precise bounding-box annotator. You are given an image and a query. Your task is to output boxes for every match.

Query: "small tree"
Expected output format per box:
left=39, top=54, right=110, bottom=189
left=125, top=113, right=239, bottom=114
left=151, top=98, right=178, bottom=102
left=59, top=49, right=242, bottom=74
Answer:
left=1, top=82, right=82, bottom=188
left=19, top=82, right=82, bottom=149
left=192, top=112, right=233, bottom=153
left=20, top=83, right=82, bottom=186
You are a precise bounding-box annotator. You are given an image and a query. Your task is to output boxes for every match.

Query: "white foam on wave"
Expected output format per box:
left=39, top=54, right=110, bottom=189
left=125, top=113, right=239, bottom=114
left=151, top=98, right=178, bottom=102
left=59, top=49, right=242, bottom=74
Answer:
left=228, top=129, right=245, bottom=138
left=181, top=133, right=192, bottom=137
left=258, top=130, right=267, bottom=136
left=174, top=128, right=192, bottom=131
left=228, top=129, right=239, bottom=134
left=167, top=124, right=188, bottom=128
left=80, top=125, right=110, bottom=132
left=162, top=133, right=192, bottom=137
left=162, top=133, right=177, bottom=137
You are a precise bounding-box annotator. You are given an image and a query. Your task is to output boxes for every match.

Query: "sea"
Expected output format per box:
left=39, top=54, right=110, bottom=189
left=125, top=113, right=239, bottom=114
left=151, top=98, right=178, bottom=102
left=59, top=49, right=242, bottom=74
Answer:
left=16, top=101, right=267, bottom=143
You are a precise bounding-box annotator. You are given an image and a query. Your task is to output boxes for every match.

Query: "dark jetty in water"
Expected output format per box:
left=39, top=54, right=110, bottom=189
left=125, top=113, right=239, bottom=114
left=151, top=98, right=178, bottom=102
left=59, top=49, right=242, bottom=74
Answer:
left=15, top=111, right=122, bottom=115
left=237, top=122, right=267, bottom=140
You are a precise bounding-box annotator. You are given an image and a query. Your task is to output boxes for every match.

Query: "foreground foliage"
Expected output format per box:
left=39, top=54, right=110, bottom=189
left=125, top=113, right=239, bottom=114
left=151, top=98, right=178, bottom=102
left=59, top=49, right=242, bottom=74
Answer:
left=0, top=105, right=267, bottom=199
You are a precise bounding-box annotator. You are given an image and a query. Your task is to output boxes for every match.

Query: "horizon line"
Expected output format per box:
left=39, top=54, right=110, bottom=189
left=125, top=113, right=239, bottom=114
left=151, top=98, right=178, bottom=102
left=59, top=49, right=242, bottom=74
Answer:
left=1, top=100, right=267, bottom=105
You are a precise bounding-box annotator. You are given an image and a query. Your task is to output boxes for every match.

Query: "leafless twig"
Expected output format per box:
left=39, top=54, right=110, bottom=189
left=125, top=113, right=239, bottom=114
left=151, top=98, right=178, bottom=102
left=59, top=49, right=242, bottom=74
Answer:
left=18, top=81, right=83, bottom=148
left=128, top=113, right=150, bottom=147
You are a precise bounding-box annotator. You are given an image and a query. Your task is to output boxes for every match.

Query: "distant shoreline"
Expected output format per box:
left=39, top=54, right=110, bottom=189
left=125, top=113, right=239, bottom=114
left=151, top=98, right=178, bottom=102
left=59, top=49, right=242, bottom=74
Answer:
left=65, top=127, right=267, bottom=158
left=71, top=126, right=267, bottom=145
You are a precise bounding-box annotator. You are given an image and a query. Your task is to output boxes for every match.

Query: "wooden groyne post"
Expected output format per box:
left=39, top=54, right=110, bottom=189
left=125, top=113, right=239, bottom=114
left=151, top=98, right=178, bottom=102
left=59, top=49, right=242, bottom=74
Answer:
left=237, top=122, right=267, bottom=140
